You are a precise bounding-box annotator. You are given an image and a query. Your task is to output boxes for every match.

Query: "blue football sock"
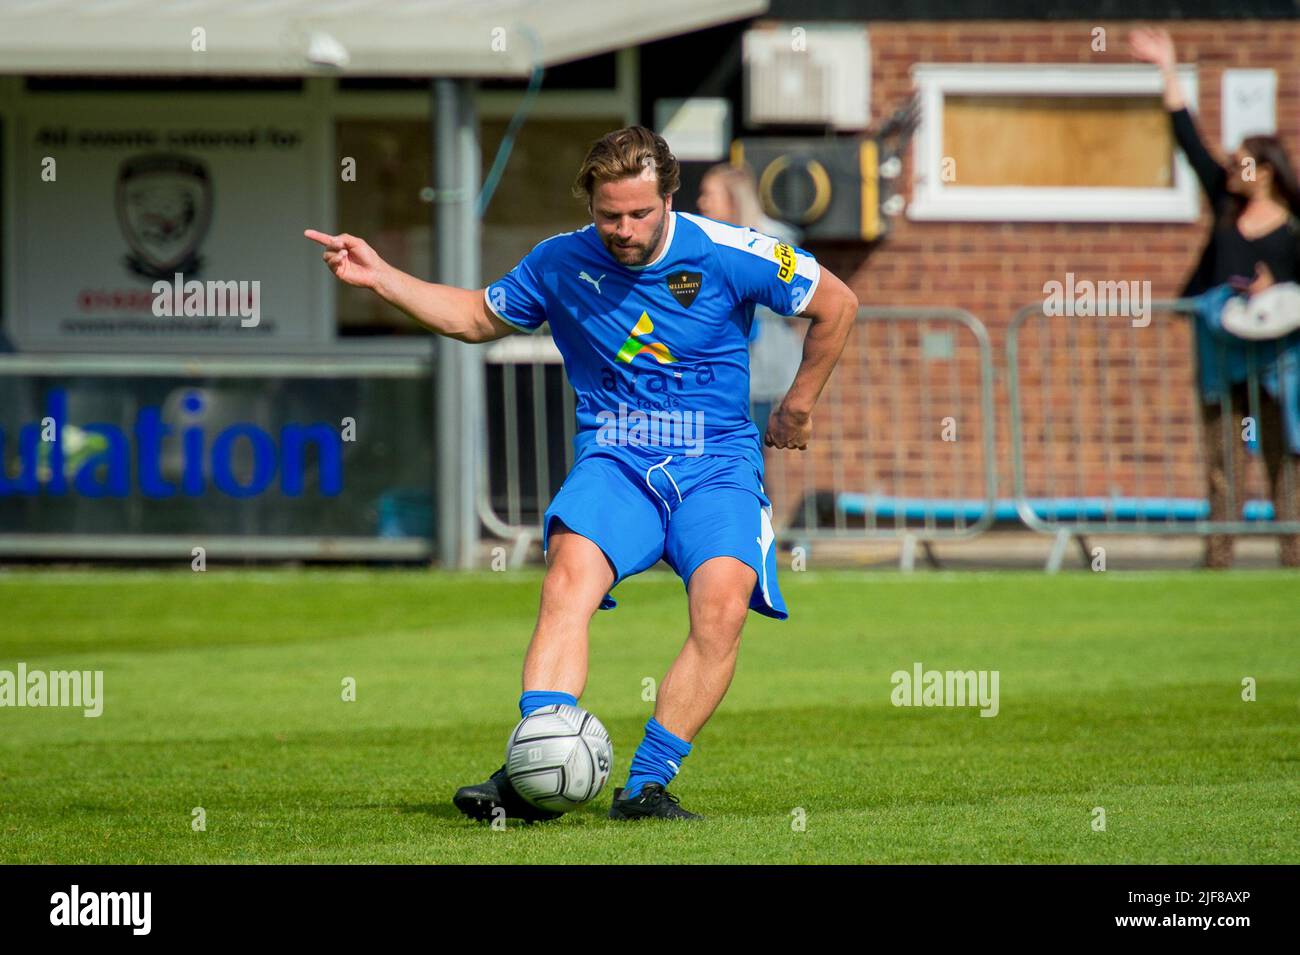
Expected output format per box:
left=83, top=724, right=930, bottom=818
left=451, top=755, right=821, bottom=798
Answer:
left=622, top=717, right=692, bottom=798
left=519, top=689, right=578, bottom=719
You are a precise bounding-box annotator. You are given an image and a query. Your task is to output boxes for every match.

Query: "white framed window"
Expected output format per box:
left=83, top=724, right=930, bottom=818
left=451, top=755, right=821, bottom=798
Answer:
left=908, top=64, right=1200, bottom=222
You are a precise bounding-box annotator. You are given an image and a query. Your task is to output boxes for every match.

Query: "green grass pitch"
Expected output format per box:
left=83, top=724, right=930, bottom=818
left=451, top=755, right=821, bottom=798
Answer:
left=0, top=567, right=1296, bottom=864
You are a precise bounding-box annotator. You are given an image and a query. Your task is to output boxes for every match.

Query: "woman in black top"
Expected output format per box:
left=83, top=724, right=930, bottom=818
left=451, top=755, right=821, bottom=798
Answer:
left=1132, top=28, right=1300, bottom=568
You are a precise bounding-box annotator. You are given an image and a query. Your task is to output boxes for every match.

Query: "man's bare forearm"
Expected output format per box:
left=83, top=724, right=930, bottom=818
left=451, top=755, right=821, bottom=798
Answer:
left=372, top=265, right=497, bottom=343
left=783, top=281, right=858, bottom=416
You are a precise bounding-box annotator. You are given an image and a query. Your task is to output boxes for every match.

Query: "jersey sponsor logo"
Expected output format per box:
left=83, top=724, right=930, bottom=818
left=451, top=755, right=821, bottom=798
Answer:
left=615, top=310, right=677, bottom=364
left=773, top=243, right=796, bottom=284
left=598, top=362, right=716, bottom=413
left=665, top=271, right=702, bottom=308
left=578, top=270, right=605, bottom=294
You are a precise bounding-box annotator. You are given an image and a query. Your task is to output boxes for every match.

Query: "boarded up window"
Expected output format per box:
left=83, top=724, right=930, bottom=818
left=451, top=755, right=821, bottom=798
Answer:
left=942, top=95, right=1174, bottom=189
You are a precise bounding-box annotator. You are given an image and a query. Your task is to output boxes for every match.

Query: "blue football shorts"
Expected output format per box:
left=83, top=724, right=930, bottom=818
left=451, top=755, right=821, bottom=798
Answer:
left=542, top=450, right=788, bottom=620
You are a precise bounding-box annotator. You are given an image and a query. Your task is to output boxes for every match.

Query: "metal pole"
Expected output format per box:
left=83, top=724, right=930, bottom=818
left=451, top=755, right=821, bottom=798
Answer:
left=434, top=78, right=461, bottom=568
left=454, top=79, right=483, bottom=570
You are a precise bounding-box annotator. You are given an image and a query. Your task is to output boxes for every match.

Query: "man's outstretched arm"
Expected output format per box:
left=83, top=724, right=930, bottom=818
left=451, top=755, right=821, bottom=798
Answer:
left=766, top=266, right=859, bottom=450
left=304, top=229, right=516, bottom=343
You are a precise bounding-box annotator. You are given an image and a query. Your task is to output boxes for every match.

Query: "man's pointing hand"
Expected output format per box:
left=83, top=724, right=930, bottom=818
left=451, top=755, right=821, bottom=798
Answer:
left=304, top=229, right=388, bottom=291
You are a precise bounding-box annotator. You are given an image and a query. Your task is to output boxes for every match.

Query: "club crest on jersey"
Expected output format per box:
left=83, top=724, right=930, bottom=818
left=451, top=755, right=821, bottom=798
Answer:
left=666, top=271, right=702, bottom=308
left=773, top=243, right=796, bottom=284
left=615, top=310, right=676, bottom=364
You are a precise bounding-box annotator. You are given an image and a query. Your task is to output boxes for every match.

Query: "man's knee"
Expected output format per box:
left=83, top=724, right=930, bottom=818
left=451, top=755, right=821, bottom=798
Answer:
left=687, top=558, right=755, bottom=650
left=541, top=525, right=614, bottom=612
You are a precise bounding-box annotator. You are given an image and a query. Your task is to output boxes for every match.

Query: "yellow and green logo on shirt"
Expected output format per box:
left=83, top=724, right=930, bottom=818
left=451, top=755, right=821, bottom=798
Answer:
left=615, top=310, right=677, bottom=364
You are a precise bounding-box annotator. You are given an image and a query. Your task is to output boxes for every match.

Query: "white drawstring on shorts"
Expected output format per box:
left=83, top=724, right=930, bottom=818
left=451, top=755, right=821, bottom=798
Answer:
left=644, top=455, right=683, bottom=517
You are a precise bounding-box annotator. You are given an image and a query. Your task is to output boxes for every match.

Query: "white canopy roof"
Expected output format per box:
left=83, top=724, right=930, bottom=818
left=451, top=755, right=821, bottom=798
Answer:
left=0, top=0, right=767, bottom=76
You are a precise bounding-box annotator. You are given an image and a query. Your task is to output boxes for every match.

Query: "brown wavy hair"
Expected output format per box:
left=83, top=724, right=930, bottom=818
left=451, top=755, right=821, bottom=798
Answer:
left=1234, top=135, right=1300, bottom=221
left=573, top=126, right=680, bottom=204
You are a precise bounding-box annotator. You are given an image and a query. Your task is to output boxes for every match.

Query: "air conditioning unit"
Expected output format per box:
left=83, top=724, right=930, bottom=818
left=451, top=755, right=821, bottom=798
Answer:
left=732, top=137, right=887, bottom=241
left=743, top=24, right=870, bottom=130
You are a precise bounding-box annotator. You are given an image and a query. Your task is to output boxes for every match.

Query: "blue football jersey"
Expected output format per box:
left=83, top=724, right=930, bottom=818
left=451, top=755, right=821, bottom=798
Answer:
left=484, top=211, right=821, bottom=471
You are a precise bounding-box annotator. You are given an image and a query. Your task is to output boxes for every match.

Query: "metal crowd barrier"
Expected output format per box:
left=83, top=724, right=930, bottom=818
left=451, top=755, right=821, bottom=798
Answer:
left=1007, top=299, right=1300, bottom=571
left=761, top=307, right=997, bottom=569
left=478, top=307, right=999, bottom=570
left=477, top=334, right=573, bottom=567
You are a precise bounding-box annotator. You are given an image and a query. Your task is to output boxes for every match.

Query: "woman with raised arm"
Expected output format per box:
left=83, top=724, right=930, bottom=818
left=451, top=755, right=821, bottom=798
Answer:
left=1131, top=27, right=1300, bottom=569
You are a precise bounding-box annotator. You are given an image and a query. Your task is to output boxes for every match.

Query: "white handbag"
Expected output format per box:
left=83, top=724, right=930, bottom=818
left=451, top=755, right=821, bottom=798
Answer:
left=1220, top=281, right=1300, bottom=341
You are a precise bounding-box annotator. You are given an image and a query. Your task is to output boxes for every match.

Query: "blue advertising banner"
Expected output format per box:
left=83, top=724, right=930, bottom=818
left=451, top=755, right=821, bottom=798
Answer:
left=0, top=362, right=435, bottom=555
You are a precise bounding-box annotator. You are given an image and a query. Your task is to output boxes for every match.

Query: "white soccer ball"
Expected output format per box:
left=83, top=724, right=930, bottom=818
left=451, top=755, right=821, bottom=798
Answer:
left=505, top=704, right=613, bottom=812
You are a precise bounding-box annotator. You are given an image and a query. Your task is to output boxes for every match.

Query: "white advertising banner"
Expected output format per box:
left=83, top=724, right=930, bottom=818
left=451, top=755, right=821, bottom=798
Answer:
left=1221, top=69, right=1277, bottom=152
left=10, top=101, right=328, bottom=352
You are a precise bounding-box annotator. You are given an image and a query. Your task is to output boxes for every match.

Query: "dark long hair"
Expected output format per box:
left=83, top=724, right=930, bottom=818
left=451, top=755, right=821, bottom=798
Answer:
left=1234, top=135, right=1300, bottom=221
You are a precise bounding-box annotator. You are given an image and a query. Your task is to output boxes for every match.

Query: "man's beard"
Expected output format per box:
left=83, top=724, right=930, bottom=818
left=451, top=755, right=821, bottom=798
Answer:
left=604, top=210, right=667, bottom=267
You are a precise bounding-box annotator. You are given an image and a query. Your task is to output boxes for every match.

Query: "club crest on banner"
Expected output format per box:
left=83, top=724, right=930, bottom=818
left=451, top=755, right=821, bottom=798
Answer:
left=116, top=154, right=213, bottom=280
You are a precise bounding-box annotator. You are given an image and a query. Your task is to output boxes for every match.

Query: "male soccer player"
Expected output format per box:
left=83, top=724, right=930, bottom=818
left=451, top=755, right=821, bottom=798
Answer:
left=306, top=126, right=857, bottom=821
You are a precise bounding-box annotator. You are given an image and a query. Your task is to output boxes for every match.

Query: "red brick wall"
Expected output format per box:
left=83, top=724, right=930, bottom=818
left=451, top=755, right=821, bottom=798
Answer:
left=774, top=20, right=1300, bottom=528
